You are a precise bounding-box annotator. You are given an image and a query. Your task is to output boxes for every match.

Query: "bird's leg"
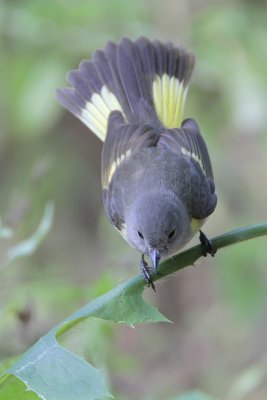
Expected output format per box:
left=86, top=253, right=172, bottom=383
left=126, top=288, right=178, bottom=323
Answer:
left=199, top=230, right=216, bottom=257
left=140, top=254, right=156, bottom=291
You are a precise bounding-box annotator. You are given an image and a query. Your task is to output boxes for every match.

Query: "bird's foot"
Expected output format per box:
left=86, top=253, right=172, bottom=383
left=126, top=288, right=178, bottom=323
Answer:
left=140, top=254, right=156, bottom=292
left=199, top=230, right=216, bottom=257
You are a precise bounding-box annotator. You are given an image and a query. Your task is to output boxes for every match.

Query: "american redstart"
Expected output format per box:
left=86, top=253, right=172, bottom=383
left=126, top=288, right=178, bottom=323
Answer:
left=56, top=37, right=217, bottom=290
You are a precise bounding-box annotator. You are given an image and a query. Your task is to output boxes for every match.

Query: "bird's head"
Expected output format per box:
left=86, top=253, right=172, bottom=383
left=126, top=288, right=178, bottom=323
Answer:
left=125, top=191, right=191, bottom=270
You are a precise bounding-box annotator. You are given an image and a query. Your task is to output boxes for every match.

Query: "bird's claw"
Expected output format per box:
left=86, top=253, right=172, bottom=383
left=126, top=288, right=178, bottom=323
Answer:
left=140, top=254, right=156, bottom=291
left=199, top=230, right=216, bottom=257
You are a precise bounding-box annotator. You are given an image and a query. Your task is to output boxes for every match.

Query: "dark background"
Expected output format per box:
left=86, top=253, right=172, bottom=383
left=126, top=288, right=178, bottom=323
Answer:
left=0, top=0, right=267, bottom=399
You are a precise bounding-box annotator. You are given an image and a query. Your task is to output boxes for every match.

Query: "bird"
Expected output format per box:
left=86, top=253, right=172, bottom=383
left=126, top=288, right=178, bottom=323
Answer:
left=56, top=37, right=217, bottom=290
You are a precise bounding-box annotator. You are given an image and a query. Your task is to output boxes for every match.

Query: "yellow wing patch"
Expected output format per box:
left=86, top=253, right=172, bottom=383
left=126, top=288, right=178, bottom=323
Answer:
left=152, top=74, right=188, bottom=128
left=81, top=86, right=123, bottom=141
left=181, top=146, right=206, bottom=174
left=102, top=149, right=131, bottom=189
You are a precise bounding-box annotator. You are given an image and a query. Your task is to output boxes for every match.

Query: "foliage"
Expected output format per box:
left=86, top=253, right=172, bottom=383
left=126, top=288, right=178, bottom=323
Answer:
left=0, top=224, right=267, bottom=399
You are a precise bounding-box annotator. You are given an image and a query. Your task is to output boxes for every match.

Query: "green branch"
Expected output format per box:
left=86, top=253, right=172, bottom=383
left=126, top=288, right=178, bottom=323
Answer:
left=155, top=221, right=267, bottom=282
left=57, top=221, right=267, bottom=333
left=55, top=221, right=267, bottom=338
left=1, top=222, right=267, bottom=400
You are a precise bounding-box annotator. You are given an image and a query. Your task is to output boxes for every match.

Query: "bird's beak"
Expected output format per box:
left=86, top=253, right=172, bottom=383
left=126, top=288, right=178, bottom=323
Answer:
left=149, top=249, right=161, bottom=271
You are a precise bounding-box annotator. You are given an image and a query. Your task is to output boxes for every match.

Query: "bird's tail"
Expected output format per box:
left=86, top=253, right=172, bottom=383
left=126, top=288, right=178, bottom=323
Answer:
left=56, top=37, right=195, bottom=141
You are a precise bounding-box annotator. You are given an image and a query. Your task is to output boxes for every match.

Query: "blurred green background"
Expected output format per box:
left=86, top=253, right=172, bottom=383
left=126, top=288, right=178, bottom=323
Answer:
left=1, top=0, right=267, bottom=399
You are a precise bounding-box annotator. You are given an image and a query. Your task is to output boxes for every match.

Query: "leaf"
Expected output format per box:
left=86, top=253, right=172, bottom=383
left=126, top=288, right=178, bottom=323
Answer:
left=0, top=276, right=168, bottom=399
left=1, top=337, right=110, bottom=400
left=0, top=222, right=266, bottom=399
left=2, top=202, right=54, bottom=269
left=57, top=277, right=169, bottom=336
left=0, top=374, right=41, bottom=400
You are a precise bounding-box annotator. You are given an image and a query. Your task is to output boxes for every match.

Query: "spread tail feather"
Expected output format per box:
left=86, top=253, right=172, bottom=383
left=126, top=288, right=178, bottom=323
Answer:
left=56, top=37, right=195, bottom=141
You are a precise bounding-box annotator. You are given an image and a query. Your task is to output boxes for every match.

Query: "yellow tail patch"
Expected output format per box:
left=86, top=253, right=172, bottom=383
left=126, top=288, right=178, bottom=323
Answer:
left=81, top=86, right=123, bottom=141
left=152, top=74, right=188, bottom=128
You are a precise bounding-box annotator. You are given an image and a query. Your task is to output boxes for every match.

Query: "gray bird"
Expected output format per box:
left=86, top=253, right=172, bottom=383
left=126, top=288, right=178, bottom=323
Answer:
left=56, top=37, right=217, bottom=290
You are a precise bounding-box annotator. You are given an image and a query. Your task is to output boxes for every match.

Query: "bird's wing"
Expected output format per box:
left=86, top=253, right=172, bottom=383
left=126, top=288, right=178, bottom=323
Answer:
left=101, top=111, right=158, bottom=190
left=158, top=118, right=214, bottom=180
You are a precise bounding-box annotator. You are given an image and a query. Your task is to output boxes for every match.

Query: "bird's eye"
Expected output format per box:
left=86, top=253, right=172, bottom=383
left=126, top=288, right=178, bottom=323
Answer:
left=137, top=230, right=144, bottom=239
left=168, top=229, right=176, bottom=240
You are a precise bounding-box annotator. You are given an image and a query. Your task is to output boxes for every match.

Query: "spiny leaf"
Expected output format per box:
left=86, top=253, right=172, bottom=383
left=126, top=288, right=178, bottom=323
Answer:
left=1, top=336, right=110, bottom=400
left=0, top=275, right=167, bottom=399
left=0, top=222, right=266, bottom=399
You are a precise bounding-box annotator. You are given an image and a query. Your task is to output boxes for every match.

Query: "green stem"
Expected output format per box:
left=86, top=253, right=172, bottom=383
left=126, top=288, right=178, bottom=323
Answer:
left=56, top=222, right=267, bottom=337
left=155, top=221, right=267, bottom=282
